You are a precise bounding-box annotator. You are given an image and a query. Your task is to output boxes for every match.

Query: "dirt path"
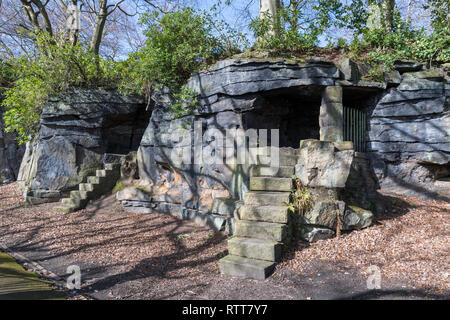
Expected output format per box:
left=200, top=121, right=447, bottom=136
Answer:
left=0, top=182, right=448, bottom=300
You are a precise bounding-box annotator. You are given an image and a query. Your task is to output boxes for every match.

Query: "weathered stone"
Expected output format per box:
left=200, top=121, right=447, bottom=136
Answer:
left=402, top=68, right=444, bottom=82
left=343, top=206, right=373, bottom=230
left=251, top=165, right=294, bottom=178
left=250, top=176, right=293, bottom=192
left=218, top=255, right=276, bottom=280
left=116, top=187, right=152, bottom=202
left=299, top=225, right=335, bottom=242
left=338, top=58, right=361, bottom=82
left=302, top=200, right=346, bottom=230
left=211, top=197, right=243, bottom=217
left=398, top=79, right=445, bottom=91
left=372, top=97, right=445, bottom=117
left=238, top=205, right=289, bottom=223
left=235, top=220, right=287, bottom=242
left=296, top=140, right=354, bottom=188
left=17, top=88, right=148, bottom=200
left=228, top=237, right=282, bottom=262
left=379, top=88, right=443, bottom=104
left=384, top=70, right=401, bottom=85
left=180, top=209, right=227, bottom=231
left=187, top=59, right=339, bottom=98
left=393, top=60, right=423, bottom=73
left=369, top=116, right=449, bottom=144
left=333, top=141, right=354, bottom=151
left=244, top=191, right=290, bottom=206
left=320, top=87, right=343, bottom=142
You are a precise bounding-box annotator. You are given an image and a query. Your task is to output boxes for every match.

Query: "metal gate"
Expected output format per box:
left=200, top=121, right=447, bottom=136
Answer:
left=343, top=107, right=367, bottom=152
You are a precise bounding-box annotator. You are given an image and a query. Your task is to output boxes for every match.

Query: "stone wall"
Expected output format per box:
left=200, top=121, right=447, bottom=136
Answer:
left=118, top=58, right=383, bottom=231
left=367, top=64, right=450, bottom=199
left=0, top=107, right=25, bottom=184
left=18, top=88, right=148, bottom=203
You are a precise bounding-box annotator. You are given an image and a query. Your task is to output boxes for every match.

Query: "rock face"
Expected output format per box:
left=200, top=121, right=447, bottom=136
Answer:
left=295, top=140, right=354, bottom=188
left=111, top=57, right=447, bottom=237
left=0, top=107, right=25, bottom=184
left=295, top=139, right=375, bottom=242
left=125, top=59, right=346, bottom=231
left=18, top=88, right=148, bottom=203
left=367, top=67, right=449, bottom=198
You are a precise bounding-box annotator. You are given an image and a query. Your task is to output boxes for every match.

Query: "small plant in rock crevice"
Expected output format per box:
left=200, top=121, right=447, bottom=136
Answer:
left=284, top=175, right=313, bottom=216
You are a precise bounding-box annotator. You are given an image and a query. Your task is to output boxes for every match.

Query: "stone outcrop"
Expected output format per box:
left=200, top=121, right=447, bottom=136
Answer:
left=0, top=108, right=25, bottom=184
left=368, top=66, right=449, bottom=198
left=122, top=59, right=350, bottom=231
left=18, top=88, right=148, bottom=203
left=295, top=139, right=375, bottom=242
left=119, top=58, right=385, bottom=224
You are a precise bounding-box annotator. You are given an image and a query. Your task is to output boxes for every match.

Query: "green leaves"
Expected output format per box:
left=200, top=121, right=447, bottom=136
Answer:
left=118, top=7, right=245, bottom=117
left=1, top=32, right=120, bottom=144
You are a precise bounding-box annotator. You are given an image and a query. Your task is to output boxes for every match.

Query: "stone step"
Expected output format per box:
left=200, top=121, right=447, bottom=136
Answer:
left=228, top=237, right=282, bottom=262
left=104, top=163, right=120, bottom=171
left=96, top=169, right=108, bottom=177
left=258, top=146, right=296, bottom=157
left=258, top=154, right=297, bottom=167
left=235, top=220, right=287, bottom=242
left=70, top=190, right=88, bottom=200
left=54, top=206, right=77, bottom=214
left=239, top=205, right=289, bottom=223
left=251, top=166, right=294, bottom=178
left=79, top=183, right=95, bottom=192
left=244, top=191, right=290, bottom=206
left=87, top=175, right=106, bottom=185
left=62, top=197, right=87, bottom=208
left=250, top=176, right=293, bottom=192
left=218, top=255, right=276, bottom=280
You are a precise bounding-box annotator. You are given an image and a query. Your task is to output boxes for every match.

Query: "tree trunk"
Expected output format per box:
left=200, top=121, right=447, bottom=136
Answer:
left=259, top=0, right=282, bottom=35
left=90, top=0, right=108, bottom=55
left=406, top=0, right=412, bottom=24
left=381, top=0, right=395, bottom=33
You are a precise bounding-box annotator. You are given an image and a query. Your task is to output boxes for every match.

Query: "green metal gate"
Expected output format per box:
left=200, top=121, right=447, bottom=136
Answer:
left=343, top=107, right=367, bottom=152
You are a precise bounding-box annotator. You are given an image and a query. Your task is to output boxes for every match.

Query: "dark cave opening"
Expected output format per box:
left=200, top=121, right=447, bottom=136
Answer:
left=244, top=87, right=322, bottom=148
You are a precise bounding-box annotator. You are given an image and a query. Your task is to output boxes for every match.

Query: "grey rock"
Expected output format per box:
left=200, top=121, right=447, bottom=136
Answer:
left=17, top=88, right=148, bottom=199
left=211, top=197, right=243, bottom=217
left=299, top=225, right=335, bottom=242
left=343, top=206, right=373, bottom=230
left=116, top=187, right=152, bottom=202
left=187, top=59, right=339, bottom=98
left=394, top=60, right=423, bottom=73
left=384, top=70, right=401, bottom=85
left=302, top=200, right=346, bottom=229
left=402, top=68, right=445, bottom=82
left=296, top=140, right=354, bottom=188
left=372, top=97, right=445, bottom=117
left=338, top=57, right=361, bottom=82
left=368, top=115, right=450, bottom=144
left=397, top=79, right=444, bottom=91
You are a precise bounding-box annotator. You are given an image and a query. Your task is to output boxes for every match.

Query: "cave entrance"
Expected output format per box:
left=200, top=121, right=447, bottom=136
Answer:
left=102, top=108, right=152, bottom=155
left=244, top=87, right=322, bottom=149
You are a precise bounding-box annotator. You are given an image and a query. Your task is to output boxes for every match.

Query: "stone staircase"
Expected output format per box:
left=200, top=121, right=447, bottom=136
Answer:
left=218, top=148, right=296, bottom=280
left=54, top=162, right=121, bottom=213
